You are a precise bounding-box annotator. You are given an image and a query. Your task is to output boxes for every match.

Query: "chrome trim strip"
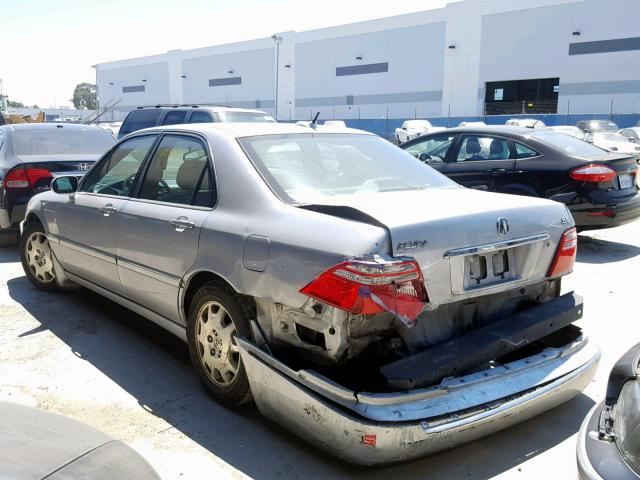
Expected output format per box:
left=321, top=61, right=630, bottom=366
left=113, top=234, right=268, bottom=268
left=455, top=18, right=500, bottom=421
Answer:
left=443, top=233, right=550, bottom=258
left=117, top=256, right=181, bottom=287
left=57, top=236, right=115, bottom=263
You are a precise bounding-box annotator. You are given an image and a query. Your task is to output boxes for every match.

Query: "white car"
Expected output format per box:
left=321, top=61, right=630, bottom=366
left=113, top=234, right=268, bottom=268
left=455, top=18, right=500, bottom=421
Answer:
left=505, top=118, right=546, bottom=128
left=619, top=127, right=640, bottom=143
left=459, top=121, right=487, bottom=127
left=588, top=131, right=640, bottom=158
left=395, top=120, right=437, bottom=143
left=547, top=125, right=587, bottom=140
left=96, top=121, right=122, bottom=137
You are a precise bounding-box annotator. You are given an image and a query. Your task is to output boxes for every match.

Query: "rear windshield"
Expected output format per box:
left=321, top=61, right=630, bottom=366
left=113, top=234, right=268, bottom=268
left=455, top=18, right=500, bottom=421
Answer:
left=530, top=130, right=606, bottom=156
left=13, top=127, right=115, bottom=156
left=223, top=111, right=276, bottom=123
left=239, top=133, right=457, bottom=204
left=120, top=109, right=163, bottom=136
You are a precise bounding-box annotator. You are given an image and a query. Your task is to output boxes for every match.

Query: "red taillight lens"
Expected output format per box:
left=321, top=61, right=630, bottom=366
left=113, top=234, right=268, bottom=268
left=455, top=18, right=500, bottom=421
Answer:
left=300, top=255, right=428, bottom=325
left=569, top=164, right=616, bottom=182
left=3, top=165, right=52, bottom=189
left=547, top=227, right=577, bottom=278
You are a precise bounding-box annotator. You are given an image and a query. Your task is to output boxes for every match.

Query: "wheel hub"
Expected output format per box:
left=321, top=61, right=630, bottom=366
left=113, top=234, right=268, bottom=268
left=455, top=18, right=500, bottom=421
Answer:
left=25, top=232, right=55, bottom=284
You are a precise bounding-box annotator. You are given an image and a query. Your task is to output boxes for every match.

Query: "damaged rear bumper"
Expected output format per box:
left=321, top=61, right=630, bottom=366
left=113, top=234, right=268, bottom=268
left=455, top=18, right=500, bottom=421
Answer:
left=237, top=334, right=600, bottom=465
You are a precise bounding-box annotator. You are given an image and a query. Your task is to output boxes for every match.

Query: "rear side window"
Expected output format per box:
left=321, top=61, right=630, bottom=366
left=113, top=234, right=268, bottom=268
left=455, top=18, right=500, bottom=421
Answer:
left=515, top=142, right=539, bottom=158
left=119, top=109, right=162, bottom=137
left=189, top=111, right=215, bottom=123
left=161, top=110, right=188, bottom=126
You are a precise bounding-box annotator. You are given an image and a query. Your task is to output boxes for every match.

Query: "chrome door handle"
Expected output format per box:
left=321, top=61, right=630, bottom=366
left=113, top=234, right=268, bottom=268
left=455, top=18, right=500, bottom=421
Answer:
left=170, top=217, right=194, bottom=232
left=99, top=204, right=117, bottom=216
left=486, top=168, right=507, bottom=175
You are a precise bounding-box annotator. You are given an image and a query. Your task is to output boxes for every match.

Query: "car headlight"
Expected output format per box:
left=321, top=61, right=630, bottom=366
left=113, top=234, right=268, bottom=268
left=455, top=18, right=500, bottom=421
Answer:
left=613, top=377, right=640, bottom=473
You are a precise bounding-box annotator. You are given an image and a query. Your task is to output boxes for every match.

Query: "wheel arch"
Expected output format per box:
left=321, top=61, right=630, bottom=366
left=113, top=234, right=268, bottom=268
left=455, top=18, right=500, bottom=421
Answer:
left=181, top=270, right=254, bottom=325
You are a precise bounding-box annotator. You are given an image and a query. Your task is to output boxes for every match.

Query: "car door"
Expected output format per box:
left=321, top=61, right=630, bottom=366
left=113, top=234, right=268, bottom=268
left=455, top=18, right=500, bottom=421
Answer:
left=116, top=133, right=215, bottom=325
left=443, top=134, right=516, bottom=191
left=53, top=134, right=158, bottom=294
left=402, top=133, right=456, bottom=174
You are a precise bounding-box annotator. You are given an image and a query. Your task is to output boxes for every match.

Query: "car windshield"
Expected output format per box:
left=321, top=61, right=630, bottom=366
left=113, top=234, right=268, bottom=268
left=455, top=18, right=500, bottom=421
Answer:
left=13, top=128, right=115, bottom=156
left=406, top=121, right=431, bottom=128
left=239, top=133, right=458, bottom=204
left=224, top=111, right=276, bottom=123
left=530, top=130, right=607, bottom=156
left=590, top=121, right=618, bottom=131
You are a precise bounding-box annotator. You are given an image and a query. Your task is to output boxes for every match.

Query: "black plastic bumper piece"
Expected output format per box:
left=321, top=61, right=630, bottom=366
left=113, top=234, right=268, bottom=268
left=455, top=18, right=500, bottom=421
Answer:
left=381, top=292, right=584, bottom=389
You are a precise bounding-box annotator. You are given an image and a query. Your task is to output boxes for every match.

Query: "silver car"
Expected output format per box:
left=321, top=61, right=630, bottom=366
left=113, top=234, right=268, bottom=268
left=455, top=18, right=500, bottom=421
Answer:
left=20, top=123, right=600, bottom=465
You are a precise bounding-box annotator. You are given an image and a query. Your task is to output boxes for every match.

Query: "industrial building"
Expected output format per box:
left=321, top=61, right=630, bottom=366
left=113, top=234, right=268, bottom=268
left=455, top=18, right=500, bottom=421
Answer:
left=95, top=0, right=640, bottom=123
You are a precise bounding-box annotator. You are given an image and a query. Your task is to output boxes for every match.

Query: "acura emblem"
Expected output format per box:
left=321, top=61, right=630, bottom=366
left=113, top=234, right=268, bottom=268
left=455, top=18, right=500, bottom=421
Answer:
left=78, top=162, right=91, bottom=171
left=496, top=217, right=509, bottom=236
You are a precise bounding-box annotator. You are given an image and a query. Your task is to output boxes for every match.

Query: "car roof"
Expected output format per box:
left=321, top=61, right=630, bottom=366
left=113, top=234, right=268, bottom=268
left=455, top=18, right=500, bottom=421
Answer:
left=133, top=105, right=270, bottom=114
left=3, top=123, right=103, bottom=132
left=137, top=122, right=374, bottom=138
left=433, top=125, right=536, bottom=137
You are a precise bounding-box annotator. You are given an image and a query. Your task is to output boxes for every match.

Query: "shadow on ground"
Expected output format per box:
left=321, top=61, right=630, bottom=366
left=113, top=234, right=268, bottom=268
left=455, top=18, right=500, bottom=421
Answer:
left=577, top=234, right=640, bottom=264
left=6, top=260, right=593, bottom=479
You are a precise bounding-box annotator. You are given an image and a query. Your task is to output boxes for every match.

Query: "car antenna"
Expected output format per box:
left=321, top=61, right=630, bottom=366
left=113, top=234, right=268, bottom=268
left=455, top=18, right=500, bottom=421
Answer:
left=311, top=111, right=320, bottom=129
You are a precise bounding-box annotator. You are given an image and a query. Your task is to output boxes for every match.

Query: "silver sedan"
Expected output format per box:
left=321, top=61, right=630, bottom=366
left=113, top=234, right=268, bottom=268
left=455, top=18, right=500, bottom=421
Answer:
left=20, top=123, right=599, bottom=464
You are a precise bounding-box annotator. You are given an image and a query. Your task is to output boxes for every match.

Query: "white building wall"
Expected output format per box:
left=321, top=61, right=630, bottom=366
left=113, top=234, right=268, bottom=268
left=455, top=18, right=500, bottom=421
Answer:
left=95, top=0, right=640, bottom=120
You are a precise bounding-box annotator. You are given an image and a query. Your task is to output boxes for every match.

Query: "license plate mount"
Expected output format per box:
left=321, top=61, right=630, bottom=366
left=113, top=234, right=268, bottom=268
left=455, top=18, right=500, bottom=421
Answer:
left=619, top=173, right=632, bottom=190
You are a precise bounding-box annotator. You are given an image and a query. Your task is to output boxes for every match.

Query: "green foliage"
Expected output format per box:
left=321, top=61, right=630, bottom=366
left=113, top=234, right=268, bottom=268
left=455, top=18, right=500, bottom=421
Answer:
left=7, top=100, right=24, bottom=108
left=71, top=82, right=97, bottom=110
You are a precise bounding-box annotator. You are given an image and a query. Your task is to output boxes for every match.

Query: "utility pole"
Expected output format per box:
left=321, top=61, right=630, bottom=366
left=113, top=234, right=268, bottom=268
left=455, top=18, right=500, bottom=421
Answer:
left=271, top=34, right=283, bottom=120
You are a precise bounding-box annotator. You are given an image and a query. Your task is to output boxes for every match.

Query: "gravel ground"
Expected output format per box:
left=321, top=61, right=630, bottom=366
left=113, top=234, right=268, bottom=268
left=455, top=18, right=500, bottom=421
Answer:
left=1, top=220, right=638, bottom=479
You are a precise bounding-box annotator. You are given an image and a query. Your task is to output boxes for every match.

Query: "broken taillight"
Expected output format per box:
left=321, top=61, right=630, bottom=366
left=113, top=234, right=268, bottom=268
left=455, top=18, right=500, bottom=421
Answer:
left=299, top=255, right=428, bottom=325
left=547, top=227, right=577, bottom=278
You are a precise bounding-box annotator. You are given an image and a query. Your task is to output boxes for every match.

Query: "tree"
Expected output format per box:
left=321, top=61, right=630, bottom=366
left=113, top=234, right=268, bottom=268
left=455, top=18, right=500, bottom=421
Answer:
left=7, top=100, right=24, bottom=108
left=71, top=83, right=97, bottom=110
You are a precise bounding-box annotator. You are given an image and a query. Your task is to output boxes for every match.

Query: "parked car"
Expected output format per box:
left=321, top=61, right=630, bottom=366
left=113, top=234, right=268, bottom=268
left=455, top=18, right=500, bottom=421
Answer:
left=0, top=123, right=115, bottom=246
left=547, top=125, right=587, bottom=140
left=505, top=118, right=546, bottom=128
left=395, top=119, right=441, bottom=143
left=118, top=105, right=276, bottom=139
left=577, top=342, right=640, bottom=480
left=587, top=131, right=640, bottom=160
left=20, top=122, right=599, bottom=465
left=96, top=121, right=123, bottom=137
left=459, top=121, right=487, bottom=127
left=323, top=120, right=347, bottom=127
left=577, top=119, right=619, bottom=133
left=1, top=402, right=160, bottom=480
left=619, top=127, right=640, bottom=143
left=400, top=126, right=640, bottom=231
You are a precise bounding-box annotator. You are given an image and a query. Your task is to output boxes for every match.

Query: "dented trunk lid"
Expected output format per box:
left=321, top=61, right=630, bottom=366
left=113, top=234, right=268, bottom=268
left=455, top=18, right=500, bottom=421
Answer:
left=301, top=188, right=571, bottom=305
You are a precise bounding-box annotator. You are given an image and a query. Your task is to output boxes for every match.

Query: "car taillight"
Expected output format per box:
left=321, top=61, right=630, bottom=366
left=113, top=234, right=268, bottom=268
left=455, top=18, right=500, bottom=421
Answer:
left=569, top=164, right=617, bottom=182
left=299, top=255, right=428, bottom=325
left=3, top=165, right=52, bottom=189
left=547, top=227, right=577, bottom=278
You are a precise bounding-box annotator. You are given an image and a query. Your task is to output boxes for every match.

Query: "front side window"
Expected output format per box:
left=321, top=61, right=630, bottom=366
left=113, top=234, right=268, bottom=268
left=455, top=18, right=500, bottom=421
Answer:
left=456, top=136, right=510, bottom=162
left=138, top=135, right=214, bottom=207
left=239, top=133, right=457, bottom=204
left=81, top=135, right=157, bottom=196
left=404, top=134, right=455, bottom=163
left=515, top=142, right=540, bottom=159
left=161, top=110, right=188, bottom=126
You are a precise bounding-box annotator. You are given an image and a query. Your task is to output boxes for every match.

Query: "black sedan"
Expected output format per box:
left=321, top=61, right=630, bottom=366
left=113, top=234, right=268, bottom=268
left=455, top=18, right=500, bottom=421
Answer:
left=577, top=343, right=640, bottom=480
left=0, top=123, right=115, bottom=246
left=400, top=126, right=640, bottom=231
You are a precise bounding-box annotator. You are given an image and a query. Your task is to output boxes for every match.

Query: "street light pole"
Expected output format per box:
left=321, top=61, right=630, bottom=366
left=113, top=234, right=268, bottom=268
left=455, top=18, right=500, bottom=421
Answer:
left=271, top=34, right=282, bottom=120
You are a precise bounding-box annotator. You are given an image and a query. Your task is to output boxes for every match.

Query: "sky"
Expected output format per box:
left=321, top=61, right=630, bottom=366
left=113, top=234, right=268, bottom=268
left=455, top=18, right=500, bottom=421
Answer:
left=0, top=0, right=448, bottom=108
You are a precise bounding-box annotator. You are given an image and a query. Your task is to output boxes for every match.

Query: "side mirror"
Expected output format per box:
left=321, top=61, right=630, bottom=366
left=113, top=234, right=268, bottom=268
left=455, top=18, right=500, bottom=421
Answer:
left=52, top=176, right=78, bottom=194
left=418, top=152, right=432, bottom=162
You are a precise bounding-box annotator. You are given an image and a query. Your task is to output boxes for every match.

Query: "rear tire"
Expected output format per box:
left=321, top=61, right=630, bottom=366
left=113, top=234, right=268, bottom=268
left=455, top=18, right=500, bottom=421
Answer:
left=187, top=281, right=253, bottom=406
left=20, top=222, right=60, bottom=292
left=0, top=231, right=19, bottom=248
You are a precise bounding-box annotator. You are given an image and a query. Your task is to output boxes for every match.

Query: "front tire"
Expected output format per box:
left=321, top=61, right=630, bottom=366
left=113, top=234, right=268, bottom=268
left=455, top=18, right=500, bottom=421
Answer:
left=187, top=281, right=253, bottom=406
left=20, top=222, right=60, bottom=292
